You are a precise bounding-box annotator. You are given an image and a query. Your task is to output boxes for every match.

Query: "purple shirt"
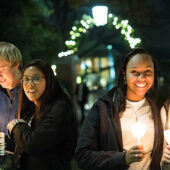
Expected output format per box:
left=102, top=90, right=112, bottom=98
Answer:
left=0, top=86, right=20, bottom=135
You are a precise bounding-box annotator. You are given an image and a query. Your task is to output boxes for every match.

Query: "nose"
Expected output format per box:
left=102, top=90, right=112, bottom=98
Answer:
left=26, top=79, right=35, bottom=87
left=137, top=73, right=145, bottom=79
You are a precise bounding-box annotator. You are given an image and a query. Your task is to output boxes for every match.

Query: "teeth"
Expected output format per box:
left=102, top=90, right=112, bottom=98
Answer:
left=136, top=84, right=146, bottom=88
left=0, top=79, right=5, bottom=83
left=28, top=90, right=36, bottom=93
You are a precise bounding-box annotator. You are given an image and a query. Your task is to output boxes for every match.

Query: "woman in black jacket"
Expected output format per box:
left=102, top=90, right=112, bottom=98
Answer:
left=8, top=59, right=77, bottom=170
left=75, top=48, right=168, bottom=170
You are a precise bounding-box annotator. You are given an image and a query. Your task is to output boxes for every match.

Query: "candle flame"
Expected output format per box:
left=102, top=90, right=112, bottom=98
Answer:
left=131, top=122, right=146, bottom=138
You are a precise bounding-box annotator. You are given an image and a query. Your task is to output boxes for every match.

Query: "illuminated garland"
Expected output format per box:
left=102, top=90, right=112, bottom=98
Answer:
left=58, top=14, right=141, bottom=58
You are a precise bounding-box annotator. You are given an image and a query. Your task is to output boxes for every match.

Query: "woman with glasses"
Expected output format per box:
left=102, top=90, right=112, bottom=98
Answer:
left=7, top=59, right=77, bottom=170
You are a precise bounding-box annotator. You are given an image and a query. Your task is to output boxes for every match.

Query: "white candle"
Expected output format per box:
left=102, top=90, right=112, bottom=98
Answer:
left=164, top=129, right=170, bottom=145
left=164, top=110, right=170, bottom=144
left=131, top=122, right=146, bottom=145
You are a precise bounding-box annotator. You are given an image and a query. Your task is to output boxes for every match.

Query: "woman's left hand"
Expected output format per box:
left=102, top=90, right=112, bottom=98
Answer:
left=7, top=119, right=27, bottom=139
left=163, top=145, right=170, bottom=163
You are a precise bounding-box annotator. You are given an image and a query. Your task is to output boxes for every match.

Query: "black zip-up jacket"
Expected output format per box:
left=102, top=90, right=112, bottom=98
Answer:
left=12, top=99, right=77, bottom=170
left=75, top=88, right=163, bottom=170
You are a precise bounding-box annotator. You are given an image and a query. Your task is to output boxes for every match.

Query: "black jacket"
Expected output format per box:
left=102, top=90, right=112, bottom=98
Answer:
left=75, top=88, right=163, bottom=170
left=12, top=99, right=77, bottom=170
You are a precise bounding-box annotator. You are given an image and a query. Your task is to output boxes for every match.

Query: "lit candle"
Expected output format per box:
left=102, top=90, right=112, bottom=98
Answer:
left=164, top=129, right=170, bottom=145
left=164, top=115, right=170, bottom=144
left=131, top=122, right=146, bottom=145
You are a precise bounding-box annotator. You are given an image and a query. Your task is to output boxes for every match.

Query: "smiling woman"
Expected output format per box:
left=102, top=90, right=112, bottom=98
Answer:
left=75, top=48, right=166, bottom=170
left=7, top=59, right=78, bottom=170
left=125, top=53, right=154, bottom=101
left=22, top=66, right=46, bottom=106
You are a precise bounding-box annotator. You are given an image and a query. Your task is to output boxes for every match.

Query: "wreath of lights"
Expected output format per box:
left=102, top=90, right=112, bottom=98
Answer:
left=58, top=14, right=141, bottom=58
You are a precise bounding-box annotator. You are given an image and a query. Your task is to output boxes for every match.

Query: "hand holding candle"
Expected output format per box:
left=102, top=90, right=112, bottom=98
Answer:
left=125, top=145, right=146, bottom=166
left=131, top=122, right=146, bottom=145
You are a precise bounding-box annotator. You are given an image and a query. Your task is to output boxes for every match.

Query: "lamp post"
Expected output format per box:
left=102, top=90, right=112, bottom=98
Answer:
left=92, top=5, right=108, bottom=26
left=92, top=5, right=116, bottom=90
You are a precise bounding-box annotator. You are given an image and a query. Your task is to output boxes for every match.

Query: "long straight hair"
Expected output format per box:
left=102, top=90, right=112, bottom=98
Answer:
left=18, top=59, right=78, bottom=158
left=111, top=48, right=163, bottom=170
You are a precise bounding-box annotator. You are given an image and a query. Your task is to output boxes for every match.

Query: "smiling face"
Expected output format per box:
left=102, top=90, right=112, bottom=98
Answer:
left=125, top=53, right=154, bottom=101
left=23, top=66, right=46, bottom=106
left=0, top=58, right=19, bottom=89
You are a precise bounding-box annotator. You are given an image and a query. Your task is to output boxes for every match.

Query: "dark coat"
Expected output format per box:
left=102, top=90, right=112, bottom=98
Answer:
left=12, top=99, right=77, bottom=170
left=75, top=88, right=163, bottom=170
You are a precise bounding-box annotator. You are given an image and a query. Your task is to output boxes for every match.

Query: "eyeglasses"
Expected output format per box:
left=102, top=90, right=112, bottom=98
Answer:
left=22, top=76, right=45, bottom=84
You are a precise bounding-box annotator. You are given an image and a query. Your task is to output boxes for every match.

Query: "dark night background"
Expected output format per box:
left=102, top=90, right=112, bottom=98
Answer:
left=0, top=1, right=170, bottom=169
left=0, top=0, right=170, bottom=106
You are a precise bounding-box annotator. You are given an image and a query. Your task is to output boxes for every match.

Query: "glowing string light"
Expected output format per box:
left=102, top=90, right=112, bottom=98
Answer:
left=58, top=13, right=142, bottom=57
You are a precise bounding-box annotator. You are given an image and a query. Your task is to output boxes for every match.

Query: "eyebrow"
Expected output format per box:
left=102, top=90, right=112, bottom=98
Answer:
left=129, top=66, right=152, bottom=69
left=0, top=66, right=7, bottom=69
left=23, top=74, right=40, bottom=77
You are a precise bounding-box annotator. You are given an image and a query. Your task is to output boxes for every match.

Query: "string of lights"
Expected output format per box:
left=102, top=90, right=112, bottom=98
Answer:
left=58, top=13, right=142, bottom=58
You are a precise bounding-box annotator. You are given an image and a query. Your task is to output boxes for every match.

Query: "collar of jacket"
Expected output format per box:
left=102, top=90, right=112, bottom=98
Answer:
left=98, top=87, right=123, bottom=151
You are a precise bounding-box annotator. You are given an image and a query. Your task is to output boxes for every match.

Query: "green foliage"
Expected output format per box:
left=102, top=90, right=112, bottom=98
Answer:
left=0, top=0, right=58, bottom=64
left=66, top=0, right=90, bottom=9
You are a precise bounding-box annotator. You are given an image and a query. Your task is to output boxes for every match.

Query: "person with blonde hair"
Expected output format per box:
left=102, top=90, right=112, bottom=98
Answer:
left=0, top=41, right=22, bottom=152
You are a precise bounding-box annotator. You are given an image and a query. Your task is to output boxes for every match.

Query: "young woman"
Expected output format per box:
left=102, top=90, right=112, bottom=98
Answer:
left=7, top=59, right=77, bottom=170
left=75, top=48, right=167, bottom=170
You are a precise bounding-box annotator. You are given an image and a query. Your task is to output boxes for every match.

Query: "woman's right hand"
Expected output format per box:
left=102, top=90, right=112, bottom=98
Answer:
left=125, top=145, right=146, bottom=166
